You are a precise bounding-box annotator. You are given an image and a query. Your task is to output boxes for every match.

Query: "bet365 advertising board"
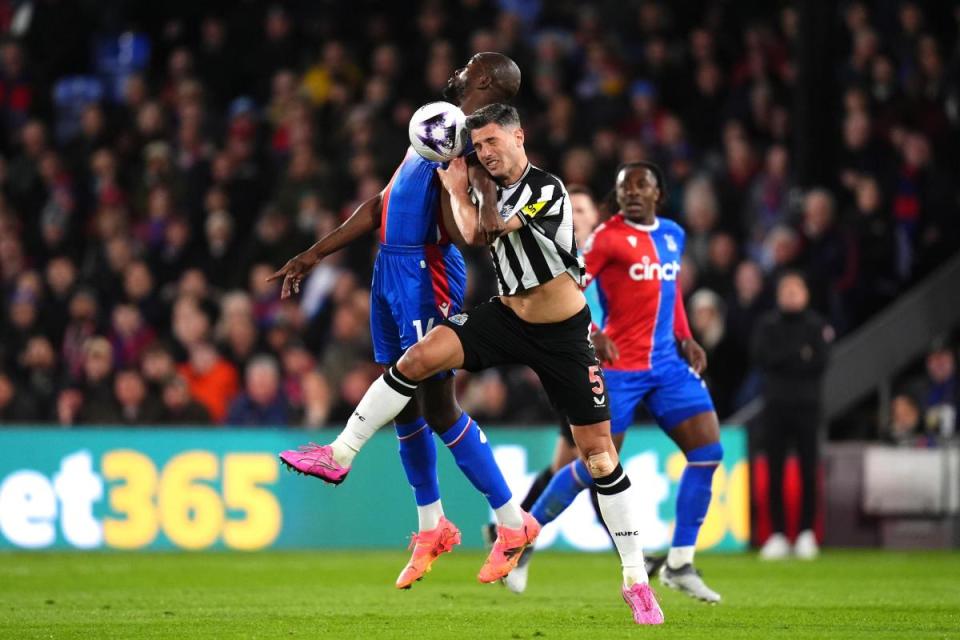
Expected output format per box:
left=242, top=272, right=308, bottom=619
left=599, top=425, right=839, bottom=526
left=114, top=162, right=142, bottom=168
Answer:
left=0, top=427, right=748, bottom=552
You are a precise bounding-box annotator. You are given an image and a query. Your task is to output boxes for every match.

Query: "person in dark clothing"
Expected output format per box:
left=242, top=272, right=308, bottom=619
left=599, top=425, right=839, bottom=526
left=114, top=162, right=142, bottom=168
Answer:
left=160, top=375, right=212, bottom=425
left=798, top=189, right=855, bottom=333
left=846, top=177, right=899, bottom=327
left=0, top=371, right=36, bottom=422
left=225, top=355, right=290, bottom=426
left=111, top=368, right=165, bottom=425
left=753, top=272, right=832, bottom=560
left=76, top=337, right=118, bottom=424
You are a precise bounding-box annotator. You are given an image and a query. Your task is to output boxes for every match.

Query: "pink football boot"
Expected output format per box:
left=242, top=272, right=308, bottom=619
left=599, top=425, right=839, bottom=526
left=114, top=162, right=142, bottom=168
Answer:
left=621, top=582, right=665, bottom=625
left=279, top=443, right=350, bottom=485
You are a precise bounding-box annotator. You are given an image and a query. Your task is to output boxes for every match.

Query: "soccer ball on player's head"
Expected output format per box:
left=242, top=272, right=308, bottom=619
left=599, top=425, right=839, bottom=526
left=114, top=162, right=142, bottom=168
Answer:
left=408, top=101, right=467, bottom=162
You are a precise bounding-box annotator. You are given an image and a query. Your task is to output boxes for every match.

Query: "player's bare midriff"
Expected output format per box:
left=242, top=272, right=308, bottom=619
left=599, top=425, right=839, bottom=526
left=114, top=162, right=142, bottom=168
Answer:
left=499, top=273, right=587, bottom=324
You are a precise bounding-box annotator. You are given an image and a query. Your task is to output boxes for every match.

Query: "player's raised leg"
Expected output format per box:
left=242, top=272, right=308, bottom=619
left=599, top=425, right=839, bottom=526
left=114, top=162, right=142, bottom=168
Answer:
left=281, top=326, right=529, bottom=560
left=277, top=330, right=457, bottom=482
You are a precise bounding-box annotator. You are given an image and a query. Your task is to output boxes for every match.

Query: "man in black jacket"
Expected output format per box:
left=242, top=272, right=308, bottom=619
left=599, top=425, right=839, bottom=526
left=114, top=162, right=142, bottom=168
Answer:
left=753, top=272, right=832, bottom=560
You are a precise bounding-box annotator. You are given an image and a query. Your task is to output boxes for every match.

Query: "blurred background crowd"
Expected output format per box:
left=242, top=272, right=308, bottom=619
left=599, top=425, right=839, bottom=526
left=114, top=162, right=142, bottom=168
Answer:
left=0, top=0, right=957, bottom=438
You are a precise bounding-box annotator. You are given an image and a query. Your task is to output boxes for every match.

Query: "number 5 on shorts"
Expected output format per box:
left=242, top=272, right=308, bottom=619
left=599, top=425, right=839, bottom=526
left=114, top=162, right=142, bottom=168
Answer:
left=589, top=365, right=605, bottom=404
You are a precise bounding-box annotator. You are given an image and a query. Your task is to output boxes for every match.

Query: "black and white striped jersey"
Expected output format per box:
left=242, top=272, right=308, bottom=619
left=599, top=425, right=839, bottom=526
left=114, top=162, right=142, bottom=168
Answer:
left=488, top=163, right=585, bottom=295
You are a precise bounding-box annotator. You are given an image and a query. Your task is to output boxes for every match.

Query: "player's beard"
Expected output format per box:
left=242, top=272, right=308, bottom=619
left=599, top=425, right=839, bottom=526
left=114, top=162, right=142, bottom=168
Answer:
left=442, top=77, right=465, bottom=103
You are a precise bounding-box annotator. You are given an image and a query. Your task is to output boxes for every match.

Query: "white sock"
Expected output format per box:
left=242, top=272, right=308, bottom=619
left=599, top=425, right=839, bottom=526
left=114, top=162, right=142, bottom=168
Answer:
left=493, top=500, right=524, bottom=529
left=417, top=500, right=444, bottom=531
left=667, top=545, right=695, bottom=569
left=331, top=371, right=415, bottom=466
left=595, top=466, right=648, bottom=586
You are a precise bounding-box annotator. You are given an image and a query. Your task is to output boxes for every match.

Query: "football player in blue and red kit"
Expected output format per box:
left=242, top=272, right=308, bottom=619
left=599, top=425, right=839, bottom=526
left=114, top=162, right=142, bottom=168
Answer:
left=271, top=54, right=535, bottom=589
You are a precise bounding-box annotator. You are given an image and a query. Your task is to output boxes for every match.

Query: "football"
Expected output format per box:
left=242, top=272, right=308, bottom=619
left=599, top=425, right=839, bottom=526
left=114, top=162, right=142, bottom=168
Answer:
left=408, top=101, right=467, bottom=162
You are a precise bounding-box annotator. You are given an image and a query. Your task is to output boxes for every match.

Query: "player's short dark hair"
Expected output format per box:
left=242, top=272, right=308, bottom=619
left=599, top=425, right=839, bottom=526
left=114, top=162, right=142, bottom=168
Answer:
left=616, top=161, right=667, bottom=204
left=465, top=103, right=521, bottom=131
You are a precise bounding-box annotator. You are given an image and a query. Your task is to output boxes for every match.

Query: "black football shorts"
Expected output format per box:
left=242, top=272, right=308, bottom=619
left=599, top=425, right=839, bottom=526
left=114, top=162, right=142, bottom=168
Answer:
left=443, top=298, right=610, bottom=426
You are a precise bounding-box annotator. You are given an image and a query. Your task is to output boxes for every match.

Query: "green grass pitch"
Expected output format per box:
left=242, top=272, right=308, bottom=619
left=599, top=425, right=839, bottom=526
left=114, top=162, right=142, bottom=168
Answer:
left=1, top=550, right=958, bottom=639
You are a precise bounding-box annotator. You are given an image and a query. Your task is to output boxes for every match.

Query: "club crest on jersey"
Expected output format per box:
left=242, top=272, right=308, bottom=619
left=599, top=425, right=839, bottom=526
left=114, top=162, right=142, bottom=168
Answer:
left=664, top=234, right=678, bottom=252
left=448, top=313, right=469, bottom=326
left=629, top=256, right=680, bottom=281
left=627, top=235, right=638, bottom=248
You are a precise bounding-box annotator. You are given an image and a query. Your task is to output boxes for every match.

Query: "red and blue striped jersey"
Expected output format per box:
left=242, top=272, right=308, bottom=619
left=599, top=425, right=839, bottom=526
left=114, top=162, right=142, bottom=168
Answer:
left=379, top=147, right=452, bottom=246
left=584, top=214, right=693, bottom=371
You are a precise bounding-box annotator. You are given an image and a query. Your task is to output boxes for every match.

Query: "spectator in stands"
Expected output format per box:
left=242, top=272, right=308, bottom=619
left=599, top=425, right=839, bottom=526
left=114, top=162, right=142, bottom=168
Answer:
left=112, top=368, right=164, bottom=424
left=171, top=295, right=211, bottom=355
left=61, top=289, right=99, bottom=379
left=201, top=207, right=240, bottom=290
left=754, top=272, right=832, bottom=561
left=140, top=342, right=177, bottom=394
left=123, top=261, right=165, bottom=331
left=688, top=289, right=739, bottom=417
left=681, top=177, right=720, bottom=272
left=160, top=374, right=211, bottom=425
left=18, top=335, right=59, bottom=419
left=0, top=0, right=955, bottom=435
left=76, top=336, right=117, bottom=424
left=744, top=144, right=791, bottom=259
left=178, top=341, right=239, bottom=423
left=847, top=176, right=899, bottom=325
left=226, top=355, right=291, bottom=426
left=0, top=370, right=34, bottom=421
left=108, top=303, right=156, bottom=369
left=892, top=132, right=955, bottom=280
left=798, top=189, right=854, bottom=330
left=300, top=370, right=332, bottom=429
left=3, top=289, right=40, bottom=371
left=921, top=338, right=957, bottom=439
left=42, top=256, right=78, bottom=343
left=725, top=260, right=769, bottom=410
left=280, top=341, right=314, bottom=414
left=700, top=232, right=738, bottom=300
left=887, top=388, right=925, bottom=446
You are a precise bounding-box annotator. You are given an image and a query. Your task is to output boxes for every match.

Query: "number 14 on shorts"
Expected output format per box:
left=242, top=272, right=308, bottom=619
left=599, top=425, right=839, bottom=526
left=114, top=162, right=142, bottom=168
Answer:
left=413, top=318, right=436, bottom=341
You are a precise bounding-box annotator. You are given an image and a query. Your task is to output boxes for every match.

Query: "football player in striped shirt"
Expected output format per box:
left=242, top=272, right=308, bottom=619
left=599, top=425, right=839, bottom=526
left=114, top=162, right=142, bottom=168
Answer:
left=273, top=54, right=531, bottom=590
left=279, top=104, right=666, bottom=625
left=524, top=162, right=724, bottom=603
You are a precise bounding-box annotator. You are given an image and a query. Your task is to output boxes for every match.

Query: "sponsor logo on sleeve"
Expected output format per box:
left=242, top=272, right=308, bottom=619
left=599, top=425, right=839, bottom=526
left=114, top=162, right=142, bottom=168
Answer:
left=521, top=200, right=549, bottom=217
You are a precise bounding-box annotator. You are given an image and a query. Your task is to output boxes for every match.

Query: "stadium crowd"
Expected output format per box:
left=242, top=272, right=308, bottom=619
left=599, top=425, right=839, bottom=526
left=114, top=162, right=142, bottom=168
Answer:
left=0, top=1, right=958, bottom=434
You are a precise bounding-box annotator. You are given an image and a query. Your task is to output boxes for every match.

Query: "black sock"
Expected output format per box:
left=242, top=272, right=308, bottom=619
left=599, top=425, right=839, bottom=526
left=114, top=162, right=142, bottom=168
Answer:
left=520, top=467, right=555, bottom=512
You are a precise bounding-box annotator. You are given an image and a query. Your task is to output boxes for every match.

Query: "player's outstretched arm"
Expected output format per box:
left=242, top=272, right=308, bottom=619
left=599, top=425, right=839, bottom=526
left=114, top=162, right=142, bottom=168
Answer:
left=268, top=191, right=383, bottom=299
